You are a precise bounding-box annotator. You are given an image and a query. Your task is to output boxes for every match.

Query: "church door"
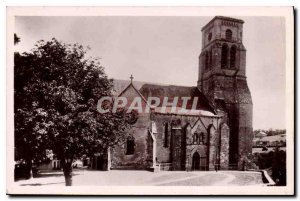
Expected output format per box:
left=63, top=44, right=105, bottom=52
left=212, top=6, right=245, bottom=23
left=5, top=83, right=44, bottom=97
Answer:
left=192, top=152, right=200, bottom=170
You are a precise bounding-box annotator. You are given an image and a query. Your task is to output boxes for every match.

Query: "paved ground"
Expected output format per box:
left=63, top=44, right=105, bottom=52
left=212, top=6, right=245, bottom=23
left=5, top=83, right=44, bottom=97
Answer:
left=15, top=169, right=265, bottom=186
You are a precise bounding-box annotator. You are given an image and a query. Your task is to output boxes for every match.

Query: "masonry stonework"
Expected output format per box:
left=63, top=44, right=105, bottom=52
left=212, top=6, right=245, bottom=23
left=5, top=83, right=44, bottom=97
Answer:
left=92, top=16, right=252, bottom=172
left=198, top=16, right=253, bottom=170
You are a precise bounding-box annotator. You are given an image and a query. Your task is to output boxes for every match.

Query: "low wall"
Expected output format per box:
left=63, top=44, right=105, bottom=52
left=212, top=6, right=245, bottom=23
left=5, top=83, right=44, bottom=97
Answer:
left=261, top=170, right=276, bottom=186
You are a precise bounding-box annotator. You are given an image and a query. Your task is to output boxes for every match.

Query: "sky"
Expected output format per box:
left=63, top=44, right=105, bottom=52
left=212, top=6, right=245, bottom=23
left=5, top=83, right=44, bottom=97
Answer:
left=14, top=16, right=286, bottom=130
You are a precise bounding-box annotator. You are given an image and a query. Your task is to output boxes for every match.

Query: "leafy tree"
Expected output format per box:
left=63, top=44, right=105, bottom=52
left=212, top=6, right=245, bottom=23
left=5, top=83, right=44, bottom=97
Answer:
left=14, top=33, right=20, bottom=45
left=272, top=147, right=286, bottom=186
left=14, top=38, right=132, bottom=185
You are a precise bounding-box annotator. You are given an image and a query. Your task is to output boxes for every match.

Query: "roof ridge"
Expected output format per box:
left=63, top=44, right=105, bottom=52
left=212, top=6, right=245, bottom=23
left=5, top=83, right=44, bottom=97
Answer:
left=112, top=78, right=194, bottom=88
left=141, top=83, right=195, bottom=88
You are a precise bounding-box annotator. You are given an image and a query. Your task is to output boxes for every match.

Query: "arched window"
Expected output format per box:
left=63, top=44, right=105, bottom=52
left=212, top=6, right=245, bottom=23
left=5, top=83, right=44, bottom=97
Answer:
left=225, top=29, right=232, bottom=40
left=209, top=49, right=213, bottom=69
left=205, top=51, right=209, bottom=70
left=199, top=132, right=205, bottom=144
left=193, top=133, right=203, bottom=145
left=197, top=133, right=201, bottom=144
left=164, top=123, right=169, bottom=148
left=221, top=44, right=229, bottom=69
left=193, top=133, right=198, bottom=144
left=230, top=45, right=237, bottom=68
left=126, top=136, right=135, bottom=155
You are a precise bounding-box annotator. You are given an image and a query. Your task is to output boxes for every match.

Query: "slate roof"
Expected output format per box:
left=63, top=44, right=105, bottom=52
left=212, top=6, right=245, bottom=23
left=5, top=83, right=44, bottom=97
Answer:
left=139, top=84, right=215, bottom=113
left=112, top=79, right=216, bottom=114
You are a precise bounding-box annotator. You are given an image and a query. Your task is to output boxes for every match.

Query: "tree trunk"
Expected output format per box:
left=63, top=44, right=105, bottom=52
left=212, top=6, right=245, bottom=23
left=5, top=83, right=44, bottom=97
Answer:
left=25, top=158, right=33, bottom=179
left=63, top=160, right=73, bottom=186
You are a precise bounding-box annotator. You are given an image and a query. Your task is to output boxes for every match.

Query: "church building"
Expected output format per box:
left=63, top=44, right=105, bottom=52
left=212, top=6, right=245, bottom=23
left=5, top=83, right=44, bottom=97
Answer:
left=92, top=16, right=253, bottom=171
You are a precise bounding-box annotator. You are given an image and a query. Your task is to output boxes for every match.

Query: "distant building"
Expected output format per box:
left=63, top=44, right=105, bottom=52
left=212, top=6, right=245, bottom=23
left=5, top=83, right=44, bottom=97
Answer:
left=37, top=158, right=61, bottom=170
left=256, top=131, right=267, bottom=138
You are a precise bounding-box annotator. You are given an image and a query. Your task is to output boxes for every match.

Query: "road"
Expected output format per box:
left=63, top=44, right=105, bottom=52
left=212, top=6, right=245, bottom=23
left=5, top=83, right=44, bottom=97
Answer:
left=15, top=169, right=264, bottom=186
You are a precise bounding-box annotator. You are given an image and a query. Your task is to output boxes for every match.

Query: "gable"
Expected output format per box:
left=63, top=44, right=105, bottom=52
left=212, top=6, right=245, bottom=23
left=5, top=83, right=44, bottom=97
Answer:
left=112, top=79, right=147, bottom=96
left=112, top=80, right=217, bottom=115
left=118, top=84, right=149, bottom=112
left=191, top=118, right=207, bottom=134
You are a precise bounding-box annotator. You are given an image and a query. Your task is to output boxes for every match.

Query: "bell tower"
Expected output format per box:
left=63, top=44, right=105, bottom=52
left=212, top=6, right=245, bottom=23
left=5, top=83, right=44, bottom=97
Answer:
left=197, top=16, right=253, bottom=170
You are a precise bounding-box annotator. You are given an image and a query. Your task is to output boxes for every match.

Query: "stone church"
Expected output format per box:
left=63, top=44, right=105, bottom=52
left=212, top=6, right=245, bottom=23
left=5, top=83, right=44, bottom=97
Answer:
left=91, top=16, right=253, bottom=171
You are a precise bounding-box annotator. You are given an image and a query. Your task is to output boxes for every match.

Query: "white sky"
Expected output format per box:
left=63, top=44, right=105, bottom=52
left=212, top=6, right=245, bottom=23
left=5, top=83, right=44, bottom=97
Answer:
left=14, top=16, right=286, bottom=130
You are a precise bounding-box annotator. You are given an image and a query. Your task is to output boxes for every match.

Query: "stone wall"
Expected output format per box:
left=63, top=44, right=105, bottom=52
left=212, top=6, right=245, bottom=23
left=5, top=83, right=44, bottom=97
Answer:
left=151, top=114, right=172, bottom=164
left=151, top=113, right=223, bottom=171
left=110, top=111, right=228, bottom=171
left=110, top=82, right=229, bottom=171
left=237, top=103, right=253, bottom=169
left=208, top=124, right=217, bottom=170
left=219, top=123, right=230, bottom=169
left=198, top=17, right=253, bottom=171
left=110, top=84, right=153, bottom=170
left=110, top=114, right=151, bottom=170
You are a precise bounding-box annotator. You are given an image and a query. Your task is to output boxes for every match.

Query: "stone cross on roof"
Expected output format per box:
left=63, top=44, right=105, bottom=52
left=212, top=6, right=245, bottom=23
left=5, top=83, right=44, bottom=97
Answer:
left=130, top=74, right=134, bottom=83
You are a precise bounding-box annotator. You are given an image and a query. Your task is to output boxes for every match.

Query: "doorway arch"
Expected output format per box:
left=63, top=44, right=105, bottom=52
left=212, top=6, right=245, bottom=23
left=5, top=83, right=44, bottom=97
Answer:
left=192, top=152, right=200, bottom=170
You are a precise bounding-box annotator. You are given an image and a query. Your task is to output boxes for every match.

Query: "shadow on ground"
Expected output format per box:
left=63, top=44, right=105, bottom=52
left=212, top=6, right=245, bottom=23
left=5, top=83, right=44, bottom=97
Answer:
left=20, top=182, right=65, bottom=186
left=35, top=173, right=80, bottom=178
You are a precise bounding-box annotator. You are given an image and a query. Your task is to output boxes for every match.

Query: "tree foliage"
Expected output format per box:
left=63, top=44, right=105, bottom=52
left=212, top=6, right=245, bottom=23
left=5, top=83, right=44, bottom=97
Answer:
left=253, top=148, right=286, bottom=186
left=14, top=33, right=20, bottom=45
left=14, top=38, right=132, bottom=169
